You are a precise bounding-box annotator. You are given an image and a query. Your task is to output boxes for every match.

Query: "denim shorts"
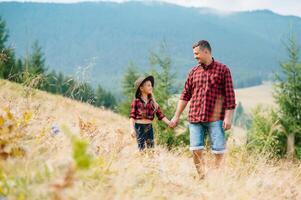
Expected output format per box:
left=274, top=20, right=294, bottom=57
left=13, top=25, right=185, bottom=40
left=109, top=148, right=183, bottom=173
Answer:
left=189, top=120, right=226, bottom=154
left=135, top=123, right=154, bottom=151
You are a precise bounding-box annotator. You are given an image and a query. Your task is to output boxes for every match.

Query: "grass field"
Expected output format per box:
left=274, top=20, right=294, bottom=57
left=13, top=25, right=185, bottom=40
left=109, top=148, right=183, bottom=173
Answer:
left=0, top=79, right=300, bottom=200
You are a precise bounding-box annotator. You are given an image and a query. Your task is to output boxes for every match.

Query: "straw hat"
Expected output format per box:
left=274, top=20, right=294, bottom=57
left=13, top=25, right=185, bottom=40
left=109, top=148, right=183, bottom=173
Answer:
left=134, top=75, right=154, bottom=98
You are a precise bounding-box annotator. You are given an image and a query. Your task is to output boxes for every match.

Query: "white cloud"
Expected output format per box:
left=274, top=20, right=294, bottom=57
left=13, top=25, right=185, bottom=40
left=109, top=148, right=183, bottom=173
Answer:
left=1, top=0, right=300, bottom=17
left=145, top=0, right=301, bottom=17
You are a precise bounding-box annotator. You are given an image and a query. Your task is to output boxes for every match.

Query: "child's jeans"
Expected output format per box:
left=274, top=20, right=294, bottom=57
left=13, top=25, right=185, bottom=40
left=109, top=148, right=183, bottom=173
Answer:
left=134, top=123, right=154, bottom=151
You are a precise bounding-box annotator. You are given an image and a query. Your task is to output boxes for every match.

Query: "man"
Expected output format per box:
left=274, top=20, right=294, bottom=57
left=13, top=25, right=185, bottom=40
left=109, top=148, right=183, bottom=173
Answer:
left=170, top=40, right=236, bottom=179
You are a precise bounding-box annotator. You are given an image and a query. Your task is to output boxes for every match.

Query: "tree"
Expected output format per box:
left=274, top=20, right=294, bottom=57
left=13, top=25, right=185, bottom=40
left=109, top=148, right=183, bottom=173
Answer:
left=94, top=85, right=117, bottom=109
left=43, top=70, right=58, bottom=93
left=0, top=16, right=8, bottom=51
left=247, top=106, right=286, bottom=157
left=119, top=46, right=188, bottom=149
left=149, top=44, right=187, bottom=149
left=274, top=33, right=301, bottom=158
left=0, top=16, right=118, bottom=112
left=27, top=41, right=46, bottom=75
left=0, top=16, right=21, bottom=82
left=117, top=62, right=140, bottom=115
left=71, top=82, right=95, bottom=104
left=21, top=41, right=47, bottom=89
left=149, top=48, right=178, bottom=149
left=233, top=102, right=252, bottom=129
left=0, top=48, right=21, bottom=82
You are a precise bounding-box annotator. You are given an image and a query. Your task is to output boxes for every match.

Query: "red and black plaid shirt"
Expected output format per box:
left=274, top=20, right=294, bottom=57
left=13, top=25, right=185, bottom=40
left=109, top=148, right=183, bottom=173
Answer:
left=129, top=98, right=165, bottom=121
left=180, top=58, right=236, bottom=123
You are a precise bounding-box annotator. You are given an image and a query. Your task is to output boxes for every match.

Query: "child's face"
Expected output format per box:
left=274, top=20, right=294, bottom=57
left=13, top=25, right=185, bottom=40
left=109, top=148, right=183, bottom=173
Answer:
left=140, top=80, right=153, bottom=95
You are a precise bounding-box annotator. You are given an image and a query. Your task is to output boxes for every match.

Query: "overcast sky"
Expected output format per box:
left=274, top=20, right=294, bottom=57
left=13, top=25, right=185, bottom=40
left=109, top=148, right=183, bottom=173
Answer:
left=1, top=0, right=300, bottom=17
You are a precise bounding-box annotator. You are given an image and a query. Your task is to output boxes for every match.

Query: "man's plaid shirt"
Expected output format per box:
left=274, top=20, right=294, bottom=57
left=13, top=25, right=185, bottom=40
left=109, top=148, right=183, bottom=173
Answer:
left=180, top=58, right=236, bottom=123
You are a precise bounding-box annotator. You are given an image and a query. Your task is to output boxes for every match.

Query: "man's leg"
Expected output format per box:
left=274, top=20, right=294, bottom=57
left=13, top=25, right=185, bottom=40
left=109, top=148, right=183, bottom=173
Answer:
left=192, top=149, right=205, bottom=178
left=208, top=120, right=226, bottom=168
left=189, top=123, right=206, bottom=178
left=214, top=153, right=223, bottom=169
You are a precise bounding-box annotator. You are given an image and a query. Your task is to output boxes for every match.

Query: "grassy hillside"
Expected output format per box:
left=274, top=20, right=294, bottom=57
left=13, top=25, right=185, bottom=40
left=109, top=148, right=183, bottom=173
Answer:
left=0, top=79, right=300, bottom=200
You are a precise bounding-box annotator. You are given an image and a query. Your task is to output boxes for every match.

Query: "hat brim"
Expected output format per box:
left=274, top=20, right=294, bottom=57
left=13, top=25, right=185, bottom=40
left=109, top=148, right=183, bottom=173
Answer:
left=135, top=75, right=154, bottom=98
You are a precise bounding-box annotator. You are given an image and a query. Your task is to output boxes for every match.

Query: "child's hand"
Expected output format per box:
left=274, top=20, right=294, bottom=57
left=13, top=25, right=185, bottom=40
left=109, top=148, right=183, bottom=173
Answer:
left=162, top=117, right=171, bottom=127
left=130, top=129, right=136, bottom=139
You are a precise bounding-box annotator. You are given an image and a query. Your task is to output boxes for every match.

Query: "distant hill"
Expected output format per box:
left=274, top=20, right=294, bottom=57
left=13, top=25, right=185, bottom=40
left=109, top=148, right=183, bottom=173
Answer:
left=235, top=82, right=275, bottom=113
left=1, top=1, right=301, bottom=95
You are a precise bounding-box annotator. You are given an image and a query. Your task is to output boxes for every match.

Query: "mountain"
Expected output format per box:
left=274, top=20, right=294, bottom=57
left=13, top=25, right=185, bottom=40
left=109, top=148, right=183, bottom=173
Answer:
left=1, top=2, right=301, bottom=95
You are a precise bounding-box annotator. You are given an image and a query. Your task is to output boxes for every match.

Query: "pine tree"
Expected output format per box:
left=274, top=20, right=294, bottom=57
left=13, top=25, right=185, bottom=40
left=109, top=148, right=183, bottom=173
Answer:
left=117, top=62, right=140, bottom=115
left=233, top=102, right=251, bottom=129
left=149, top=47, right=179, bottom=149
left=21, top=41, right=47, bottom=89
left=28, top=41, right=46, bottom=75
left=119, top=46, right=188, bottom=149
left=0, top=16, right=21, bottom=82
left=0, top=16, right=8, bottom=51
left=274, top=33, right=301, bottom=158
left=94, top=85, right=117, bottom=109
left=102, top=91, right=117, bottom=109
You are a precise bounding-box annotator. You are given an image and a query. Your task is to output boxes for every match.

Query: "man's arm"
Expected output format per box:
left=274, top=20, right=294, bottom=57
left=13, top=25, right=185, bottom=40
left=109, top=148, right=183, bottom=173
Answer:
left=170, top=69, right=193, bottom=128
left=170, top=100, right=188, bottom=128
left=223, top=67, right=236, bottom=131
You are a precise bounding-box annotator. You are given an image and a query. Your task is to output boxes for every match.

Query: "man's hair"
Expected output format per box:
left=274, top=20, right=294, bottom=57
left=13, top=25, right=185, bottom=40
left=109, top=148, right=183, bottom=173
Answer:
left=193, top=40, right=211, bottom=53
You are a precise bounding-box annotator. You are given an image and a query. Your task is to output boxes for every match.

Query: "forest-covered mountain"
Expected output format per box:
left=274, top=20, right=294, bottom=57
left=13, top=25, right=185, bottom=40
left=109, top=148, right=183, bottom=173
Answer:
left=1, top=1, right=301, bottom=94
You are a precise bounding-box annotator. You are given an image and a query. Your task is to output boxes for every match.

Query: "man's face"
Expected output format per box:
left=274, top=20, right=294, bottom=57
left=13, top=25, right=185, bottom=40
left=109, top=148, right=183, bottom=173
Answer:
left=193, top=47, right=207, bottom=64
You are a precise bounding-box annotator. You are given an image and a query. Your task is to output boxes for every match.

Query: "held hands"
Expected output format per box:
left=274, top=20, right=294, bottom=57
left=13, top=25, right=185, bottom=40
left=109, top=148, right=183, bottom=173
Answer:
left=161, top=116, right=178, bottom=129
left=169, top=116, right=179, bottom=128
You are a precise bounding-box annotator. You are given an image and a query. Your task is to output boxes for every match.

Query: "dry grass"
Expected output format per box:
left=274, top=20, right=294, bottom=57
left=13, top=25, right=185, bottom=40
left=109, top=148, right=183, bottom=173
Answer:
left=0, top=79, right=300, bottom=200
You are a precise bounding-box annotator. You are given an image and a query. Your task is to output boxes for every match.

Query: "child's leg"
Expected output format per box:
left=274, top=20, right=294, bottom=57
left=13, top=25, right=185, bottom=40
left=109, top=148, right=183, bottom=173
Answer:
left=135, top=123, right=146, bottom=151
left=145, top=124, right=154, bottom=149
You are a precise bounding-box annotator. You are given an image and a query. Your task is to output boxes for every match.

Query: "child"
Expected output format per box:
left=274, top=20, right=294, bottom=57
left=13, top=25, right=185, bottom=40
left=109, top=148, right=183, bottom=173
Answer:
left=129, top=75, right=170, bottom=151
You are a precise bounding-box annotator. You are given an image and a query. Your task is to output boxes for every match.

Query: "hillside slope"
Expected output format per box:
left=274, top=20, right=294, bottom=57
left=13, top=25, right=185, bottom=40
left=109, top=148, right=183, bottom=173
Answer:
left=0, top=79, right=300, bottom=200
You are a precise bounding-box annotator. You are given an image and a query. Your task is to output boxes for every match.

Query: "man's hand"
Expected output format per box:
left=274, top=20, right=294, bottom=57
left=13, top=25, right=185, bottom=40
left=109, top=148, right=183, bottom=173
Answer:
left=223, top=109, right=234, bottom=131
left=169, top=116, right=179, bottom=128
left=223, top=117, right=232, bottom=131
left=169, top=100, right=188, bottom=128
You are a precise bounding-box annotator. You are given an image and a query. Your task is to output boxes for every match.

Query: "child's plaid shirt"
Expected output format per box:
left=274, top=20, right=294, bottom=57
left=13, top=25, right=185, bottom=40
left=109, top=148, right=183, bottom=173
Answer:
left=129, top=98, right=165, bottom=120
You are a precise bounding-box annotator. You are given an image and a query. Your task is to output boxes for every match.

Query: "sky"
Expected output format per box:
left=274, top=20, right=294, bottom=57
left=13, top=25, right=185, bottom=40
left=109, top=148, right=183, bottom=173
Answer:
left=0, top=0, right=300, bottom=17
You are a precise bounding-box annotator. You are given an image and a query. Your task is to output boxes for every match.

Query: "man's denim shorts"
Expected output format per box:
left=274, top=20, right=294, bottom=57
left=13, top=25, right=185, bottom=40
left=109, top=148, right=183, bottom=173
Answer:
left=189, top=120, right=226, bottom=154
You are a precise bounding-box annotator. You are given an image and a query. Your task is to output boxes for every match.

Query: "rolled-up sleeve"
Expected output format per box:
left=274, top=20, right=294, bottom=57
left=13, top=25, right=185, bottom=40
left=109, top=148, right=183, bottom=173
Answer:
left=155, top=106, right=165, bottom=120
left=180, top=71, right=193, bottom=101
left=224, top=67, right=236, bottom=110
left=129, top=100, right=136, bottom=119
